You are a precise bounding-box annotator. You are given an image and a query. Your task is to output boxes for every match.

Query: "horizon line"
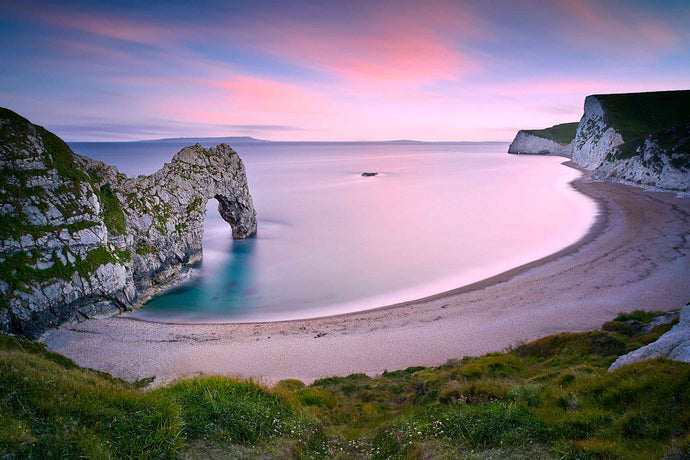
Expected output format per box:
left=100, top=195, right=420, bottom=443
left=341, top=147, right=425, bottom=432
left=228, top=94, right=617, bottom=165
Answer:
left=65, top=137, right=513, bottom=144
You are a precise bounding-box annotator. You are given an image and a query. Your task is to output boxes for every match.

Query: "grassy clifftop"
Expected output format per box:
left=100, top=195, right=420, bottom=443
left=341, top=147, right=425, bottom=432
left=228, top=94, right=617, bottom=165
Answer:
left=594, top=90, right=690, bottom=142
left=523, top=122, right=579, bottom=146
left=2, top=311, right=689, bottom=459
left=593, top=91, right=690, bottom=173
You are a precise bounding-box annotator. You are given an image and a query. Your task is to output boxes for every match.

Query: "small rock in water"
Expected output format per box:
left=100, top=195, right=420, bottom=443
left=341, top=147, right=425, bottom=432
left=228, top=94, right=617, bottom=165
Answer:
left=361, top=172, right=378, bottom=177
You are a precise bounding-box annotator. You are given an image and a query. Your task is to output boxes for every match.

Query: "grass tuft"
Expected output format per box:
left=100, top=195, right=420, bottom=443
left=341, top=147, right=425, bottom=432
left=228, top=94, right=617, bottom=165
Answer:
left=164, top=376, right=298, bottom=444
left=99, top=183, right=127, bottom=235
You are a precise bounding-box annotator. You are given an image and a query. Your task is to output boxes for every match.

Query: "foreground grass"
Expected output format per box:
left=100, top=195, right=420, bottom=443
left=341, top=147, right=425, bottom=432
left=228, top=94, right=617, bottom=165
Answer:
left=1, top=310, right=688, bottom=459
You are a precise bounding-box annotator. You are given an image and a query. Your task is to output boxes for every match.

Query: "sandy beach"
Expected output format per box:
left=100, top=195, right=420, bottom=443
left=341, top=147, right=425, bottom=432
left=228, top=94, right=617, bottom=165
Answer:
left=42, top=165, right=690, bottom=387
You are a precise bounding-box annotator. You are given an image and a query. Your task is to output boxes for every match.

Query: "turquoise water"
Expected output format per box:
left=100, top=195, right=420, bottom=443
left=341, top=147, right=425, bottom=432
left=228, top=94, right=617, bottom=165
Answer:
left=69, top=141, right=597, bottom=322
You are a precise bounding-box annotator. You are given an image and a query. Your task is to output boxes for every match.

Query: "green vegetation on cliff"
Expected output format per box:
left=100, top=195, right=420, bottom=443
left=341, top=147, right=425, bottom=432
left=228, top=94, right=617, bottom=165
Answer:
left=99, top=183, right=127, bottom=235
left=595, top=90, right=690, bottom=143
left=596, top=90, right=690, bottom=168
left=37, top=125, right=91, bottom=187
left=0, top=108, right=133, bottom=325
left=523, top=122, right=579, bottom=146
left=610, top=122, right=690, bottom=171
left=1, top=311, right=688, bottom=459
left=0, top=246, right=129, bottom=294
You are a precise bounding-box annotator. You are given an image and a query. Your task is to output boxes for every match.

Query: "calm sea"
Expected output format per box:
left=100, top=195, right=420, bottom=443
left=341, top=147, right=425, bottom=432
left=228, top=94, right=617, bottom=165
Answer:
left=68, top=141, right=597, bottom=323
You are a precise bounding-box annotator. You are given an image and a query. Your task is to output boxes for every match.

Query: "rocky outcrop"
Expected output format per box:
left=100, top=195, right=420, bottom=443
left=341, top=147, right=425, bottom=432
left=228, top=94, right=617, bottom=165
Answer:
left=609, top=305, right=690, bottom=371
left=0, top=108, right=256, bottom=338
left=508, top=131, right=573, bottom=157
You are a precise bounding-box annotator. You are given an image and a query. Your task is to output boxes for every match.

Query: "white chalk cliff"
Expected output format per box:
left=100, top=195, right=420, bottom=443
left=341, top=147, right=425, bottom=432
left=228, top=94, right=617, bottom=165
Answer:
left=571, top=96, right=625, bottom=169
left=510, top=90, right=690, bottom=193
left=508, top=131, right=573, bottom=157
left=591, top=124, right=690, bottom=192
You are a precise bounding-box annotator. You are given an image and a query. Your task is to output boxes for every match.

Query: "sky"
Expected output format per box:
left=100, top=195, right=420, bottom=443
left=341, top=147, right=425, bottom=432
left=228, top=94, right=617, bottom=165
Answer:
left=1, top=0, right=689, bottom=142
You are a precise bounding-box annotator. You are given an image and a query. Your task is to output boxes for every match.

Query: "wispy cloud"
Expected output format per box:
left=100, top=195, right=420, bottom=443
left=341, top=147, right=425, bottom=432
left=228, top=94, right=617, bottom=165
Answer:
left=49, top=119, right=300, bottom=142
left=2, top=0, right=688, bottom=141
left=51, top=38, right=141, bottom=63
left=199, top=76, right=334, bottom=114
left=559, top=0, right=684, bottom=54
left=13, top=7, right=179, bottom=45
left=234, top=1, right=486, bottom=88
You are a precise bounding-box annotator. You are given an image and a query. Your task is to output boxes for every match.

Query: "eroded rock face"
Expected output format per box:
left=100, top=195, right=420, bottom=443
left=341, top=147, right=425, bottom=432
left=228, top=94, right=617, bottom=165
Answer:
left=572, top=96, right=625, bottom=169
left=508, top=131, right=573, bottom=157
left=593, top=123, right=690, bottom=193
left=0, top=108, right=256, bottom=338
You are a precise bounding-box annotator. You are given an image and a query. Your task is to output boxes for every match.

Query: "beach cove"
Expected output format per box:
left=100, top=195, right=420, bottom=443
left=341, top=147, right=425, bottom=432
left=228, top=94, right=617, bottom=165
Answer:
left=69, top=141, right=597, bottom=325
left=42, top=165, right=690, bottom=386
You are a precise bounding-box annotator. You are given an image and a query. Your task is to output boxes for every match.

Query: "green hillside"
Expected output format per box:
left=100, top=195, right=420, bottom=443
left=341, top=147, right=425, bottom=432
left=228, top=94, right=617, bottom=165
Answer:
left=2, top=310, right=689, bottom=459
left=523, top=122, right=579, bottom=145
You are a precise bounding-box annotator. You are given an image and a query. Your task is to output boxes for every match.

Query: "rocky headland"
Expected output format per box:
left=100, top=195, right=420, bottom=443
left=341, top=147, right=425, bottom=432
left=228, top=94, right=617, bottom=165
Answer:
left=0, top=108, right=257, bottom=338
left=510, top=90, right=690, bottom=192
left=507, top=122, right=578, bottom=157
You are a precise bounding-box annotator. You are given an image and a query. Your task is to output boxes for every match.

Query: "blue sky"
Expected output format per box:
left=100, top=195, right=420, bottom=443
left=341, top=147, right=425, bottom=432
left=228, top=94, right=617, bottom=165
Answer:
left=1, top=0, right=689, bottom=141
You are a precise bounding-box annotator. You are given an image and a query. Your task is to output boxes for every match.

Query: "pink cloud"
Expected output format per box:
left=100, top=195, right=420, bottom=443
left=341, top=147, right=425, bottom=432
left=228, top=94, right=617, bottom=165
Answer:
left=299, top=25, right=472, bottom=84
left=565, top=0, right=604, bottom=28
left=238, top=2, right=483, bottom=88
left=20, top=1, right=483, bottom=92
left=638, top=21, right=681, bottom=49
left=112, top=76, right=176, bottom=86
left=7, top=0, right=686, bottom=143
left=199, top=76, right=333, bottom=114
left=561, top=0, right=682, bottom=53
left=133, top=74, right=338, bottom=136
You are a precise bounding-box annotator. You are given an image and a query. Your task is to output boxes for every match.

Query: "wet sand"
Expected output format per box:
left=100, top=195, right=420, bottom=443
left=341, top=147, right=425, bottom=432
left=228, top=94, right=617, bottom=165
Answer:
left=42, top=166, right=690, bottom=386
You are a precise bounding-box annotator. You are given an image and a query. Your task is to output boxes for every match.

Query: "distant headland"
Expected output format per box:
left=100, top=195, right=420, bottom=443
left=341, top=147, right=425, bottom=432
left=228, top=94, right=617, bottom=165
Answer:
left=509, top=90, right=690, bottom=193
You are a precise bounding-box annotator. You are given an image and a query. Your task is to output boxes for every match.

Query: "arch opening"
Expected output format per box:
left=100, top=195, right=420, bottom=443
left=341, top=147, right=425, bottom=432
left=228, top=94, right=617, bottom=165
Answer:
left=200, top=198, right=234, bottom=276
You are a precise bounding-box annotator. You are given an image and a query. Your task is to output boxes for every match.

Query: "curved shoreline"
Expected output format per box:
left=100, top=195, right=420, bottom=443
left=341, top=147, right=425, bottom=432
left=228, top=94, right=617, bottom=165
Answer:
left=121, top=161, right=602, bottom=327
left=42, top=169, right=690, bottom=386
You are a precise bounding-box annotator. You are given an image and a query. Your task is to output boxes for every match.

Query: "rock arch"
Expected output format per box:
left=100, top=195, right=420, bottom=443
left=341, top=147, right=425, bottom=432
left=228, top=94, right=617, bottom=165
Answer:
left=0, top=108, right=258, bottom=337
left=123, top=143, right=257, bottom=295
